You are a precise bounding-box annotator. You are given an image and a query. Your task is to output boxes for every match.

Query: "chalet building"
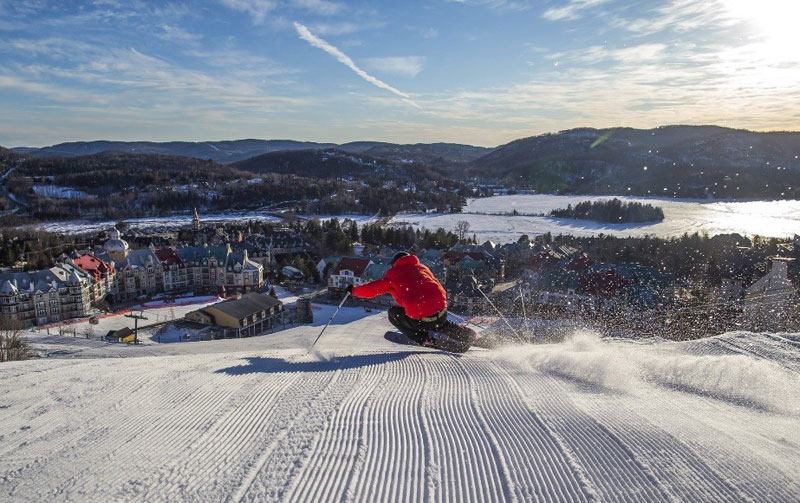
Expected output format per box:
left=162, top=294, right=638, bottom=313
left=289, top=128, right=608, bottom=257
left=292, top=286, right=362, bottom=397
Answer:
left=155, top=248, right=188, bottom=294
left=96, top=230, right=162, bottom=302
left=0, top=264, right=94, bottom=327
left=177, top=245, right=264, bottom=295
left=744, top=257, right=796, bottom=331
left=185, top=292, right=284, bottom=337
left=328, top=257, right=373, bottom=290
left=232, top=229, right=310, bottom=266
left=223, top=250, right=263, bottom=294
left=71, top=254, right=116, bottom=302
left=177, top=245, right=229, bottom=293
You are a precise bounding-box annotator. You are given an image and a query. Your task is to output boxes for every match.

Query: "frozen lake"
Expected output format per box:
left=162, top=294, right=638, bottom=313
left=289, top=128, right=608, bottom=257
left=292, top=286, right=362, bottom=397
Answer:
left=24, top=195, right=800, bottom=243
left=390, top=195, right=800, bottom=243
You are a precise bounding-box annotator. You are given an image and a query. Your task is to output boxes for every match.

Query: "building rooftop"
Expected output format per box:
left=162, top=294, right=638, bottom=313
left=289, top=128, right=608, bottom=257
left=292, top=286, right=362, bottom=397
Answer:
left=206, top=292, right=282, bottom=321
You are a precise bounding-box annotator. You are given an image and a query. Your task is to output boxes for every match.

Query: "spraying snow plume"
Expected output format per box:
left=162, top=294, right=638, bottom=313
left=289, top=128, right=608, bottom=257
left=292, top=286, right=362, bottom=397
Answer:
left=293, top=21, right=422, bottom=109
left=493, top=330, right=800, bottom=415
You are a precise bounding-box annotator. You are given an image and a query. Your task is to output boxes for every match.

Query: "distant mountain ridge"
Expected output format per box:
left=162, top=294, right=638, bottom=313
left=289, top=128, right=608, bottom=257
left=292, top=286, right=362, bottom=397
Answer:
left=7, top=125, right=800, bottom=199
left=231, top=148, right=408, bottom=179
left=11, top=139, right=338, bottom=164
left=13, top=139, right=492, bottom=165
left=469, top=125, right=800, bottom=197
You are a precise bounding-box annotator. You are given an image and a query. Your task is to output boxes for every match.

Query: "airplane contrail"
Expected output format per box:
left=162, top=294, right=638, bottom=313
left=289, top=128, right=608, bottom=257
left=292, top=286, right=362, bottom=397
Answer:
left=293, top=21, right=422, bottom=109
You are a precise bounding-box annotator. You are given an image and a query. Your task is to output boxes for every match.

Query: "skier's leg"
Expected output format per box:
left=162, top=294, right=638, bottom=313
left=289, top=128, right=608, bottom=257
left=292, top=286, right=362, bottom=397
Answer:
left=432, top=319, right=476, bottom=353
left=388, top=306, right=429, bottom=344
left=438, top=319, right=476, bottom=345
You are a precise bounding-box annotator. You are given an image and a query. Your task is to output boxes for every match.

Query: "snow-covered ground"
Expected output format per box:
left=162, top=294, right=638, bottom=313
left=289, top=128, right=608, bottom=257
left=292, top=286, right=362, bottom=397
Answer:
left=2, top=308, right=799, bottom=502
left=32, top=294, right=223, bottom=348
left=391, top=195, right=800, bottom=242
left=27, top=211, right=381, bottom=235
left=29, top=211, right=285, bottom=235
left=31, top=185, right=95, bottom=199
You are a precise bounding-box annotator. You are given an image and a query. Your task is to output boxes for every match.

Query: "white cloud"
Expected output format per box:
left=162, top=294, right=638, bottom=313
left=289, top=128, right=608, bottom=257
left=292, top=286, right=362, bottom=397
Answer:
left=363, top=56, right=425, bottom=78
left=217, top=0, right=276, bottom=24
left=291, top=0, right=343, bottom=15
left=159, top=24, right=202, bottom=43
left=542, top=0, right=611, bottom=21
left=308, top=21, right=360, bottom=36
left=293, top=21, right=421, bottom=108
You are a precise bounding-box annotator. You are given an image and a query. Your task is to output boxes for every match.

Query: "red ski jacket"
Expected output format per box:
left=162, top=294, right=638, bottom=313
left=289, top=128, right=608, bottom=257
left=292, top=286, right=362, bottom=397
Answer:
left=352, top=255, right=447, bottom=319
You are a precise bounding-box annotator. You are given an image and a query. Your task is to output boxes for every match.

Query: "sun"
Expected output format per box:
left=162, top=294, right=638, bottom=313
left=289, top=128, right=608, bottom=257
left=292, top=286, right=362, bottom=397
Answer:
left=723, top=0, right=800, bottom=61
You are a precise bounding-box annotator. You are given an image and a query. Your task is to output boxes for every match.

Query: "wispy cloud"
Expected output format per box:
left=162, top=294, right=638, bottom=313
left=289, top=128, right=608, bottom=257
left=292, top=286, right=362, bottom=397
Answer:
left=445, top=0, right=534, bottom=11
left=293, top=22, right=421, bottom=108
left=542, top=0, right=612, bottom=21
left=308, top=21, right=360, bottom=36
left=158, top=24, right=202, bottom=43
left=363, top=56, right=425, bottom=78
left=217, top=0, right=276, bottom=24
left=291, top=0, right=343, bottom=16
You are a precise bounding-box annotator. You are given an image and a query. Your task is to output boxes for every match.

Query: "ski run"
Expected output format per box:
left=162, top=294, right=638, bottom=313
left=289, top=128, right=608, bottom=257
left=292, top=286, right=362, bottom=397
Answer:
left=2, top=304, right=800, bottom=502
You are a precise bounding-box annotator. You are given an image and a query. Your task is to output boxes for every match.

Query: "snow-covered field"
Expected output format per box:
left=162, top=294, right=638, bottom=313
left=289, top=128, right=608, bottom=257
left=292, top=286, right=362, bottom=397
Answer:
left=392, top=195, right=800, bottom=242
left=31, top=185, right=96, bottom=199
left=28, top=212, right=381, bottom=235
left=2, top=307, right=799, bottom=502
left=30, top=212, right=285, bottom=235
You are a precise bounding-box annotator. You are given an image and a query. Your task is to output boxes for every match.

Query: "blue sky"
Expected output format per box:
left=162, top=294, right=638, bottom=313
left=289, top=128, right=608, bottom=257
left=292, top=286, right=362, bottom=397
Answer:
left=1, top=0, right=799, bottom=147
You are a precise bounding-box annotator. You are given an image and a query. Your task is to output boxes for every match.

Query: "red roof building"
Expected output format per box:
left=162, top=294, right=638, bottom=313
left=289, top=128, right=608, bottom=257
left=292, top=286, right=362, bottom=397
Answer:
left=332, top=257, right=371, bottom=278
left=73, top=254, right=114, bottom=282
left=155, top=248, right=185, bottom=269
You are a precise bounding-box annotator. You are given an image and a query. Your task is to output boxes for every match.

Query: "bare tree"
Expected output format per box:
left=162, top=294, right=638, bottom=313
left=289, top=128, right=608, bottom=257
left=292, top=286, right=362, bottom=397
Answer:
left=455, top=220, right=471, bottom=242
left=0, top=321, right=32, bottom=362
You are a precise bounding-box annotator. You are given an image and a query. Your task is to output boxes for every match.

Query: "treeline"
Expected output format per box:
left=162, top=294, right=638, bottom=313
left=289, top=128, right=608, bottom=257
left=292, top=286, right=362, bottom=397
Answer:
left=360, top=224, right=460, bottom=250
left=551, top=199, right=664, bottom=223
left=0, top=229, right=98, bottom=270
left=8, top=152, right=468, bottom=221
left=541, top=231, right=786, bottom=285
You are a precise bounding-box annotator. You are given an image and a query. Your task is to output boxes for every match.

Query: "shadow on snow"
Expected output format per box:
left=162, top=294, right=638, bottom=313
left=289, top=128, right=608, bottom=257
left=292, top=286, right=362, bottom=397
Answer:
left=216, top=351, right=427, bottom=375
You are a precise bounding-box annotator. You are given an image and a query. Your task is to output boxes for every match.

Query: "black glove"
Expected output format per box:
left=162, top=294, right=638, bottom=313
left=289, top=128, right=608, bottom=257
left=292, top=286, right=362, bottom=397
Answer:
left=346, top=284, right=354, bottom=295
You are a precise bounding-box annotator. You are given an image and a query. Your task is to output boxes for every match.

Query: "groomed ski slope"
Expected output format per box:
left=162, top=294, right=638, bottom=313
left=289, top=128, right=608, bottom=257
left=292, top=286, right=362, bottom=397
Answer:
left=2, top=305, right=800, bottom=502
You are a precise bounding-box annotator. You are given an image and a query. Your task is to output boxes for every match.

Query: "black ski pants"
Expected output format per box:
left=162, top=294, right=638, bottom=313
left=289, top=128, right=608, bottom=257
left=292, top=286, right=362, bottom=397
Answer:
left=388, top=306, right=476, bottom=348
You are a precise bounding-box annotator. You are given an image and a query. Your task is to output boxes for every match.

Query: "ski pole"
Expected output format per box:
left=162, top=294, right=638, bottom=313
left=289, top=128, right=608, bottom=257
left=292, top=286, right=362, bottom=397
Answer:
left=310, top=291, right=350, bottom=350
left=472, top=277, right=525, bottom=343
left=519, top=285, right=528, bottom=329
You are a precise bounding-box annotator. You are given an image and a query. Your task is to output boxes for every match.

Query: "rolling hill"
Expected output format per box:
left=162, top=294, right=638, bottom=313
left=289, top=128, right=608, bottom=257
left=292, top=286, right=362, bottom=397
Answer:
left=13, top=140, right=492, bottom=166
left=470, top=126, right=800, bottom=197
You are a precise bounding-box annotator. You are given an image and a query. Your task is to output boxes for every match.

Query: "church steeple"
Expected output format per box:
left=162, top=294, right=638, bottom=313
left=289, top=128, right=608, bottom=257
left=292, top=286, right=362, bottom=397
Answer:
left=192, top=207, right=200, bottom=231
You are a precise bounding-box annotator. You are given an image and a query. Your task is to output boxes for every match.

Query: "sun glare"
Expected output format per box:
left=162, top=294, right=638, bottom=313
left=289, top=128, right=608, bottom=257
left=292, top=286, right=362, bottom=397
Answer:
left=723, top=0, right=800, bottom=61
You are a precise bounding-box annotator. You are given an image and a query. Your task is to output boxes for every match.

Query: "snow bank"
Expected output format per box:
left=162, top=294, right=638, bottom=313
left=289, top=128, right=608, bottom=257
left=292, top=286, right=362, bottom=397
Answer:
left=492, top=330, right=800, bottom=415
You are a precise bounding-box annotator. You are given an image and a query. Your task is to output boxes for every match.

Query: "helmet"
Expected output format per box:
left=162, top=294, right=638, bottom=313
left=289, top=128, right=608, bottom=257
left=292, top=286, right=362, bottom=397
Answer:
left=391, top=251, right=410, bottom=266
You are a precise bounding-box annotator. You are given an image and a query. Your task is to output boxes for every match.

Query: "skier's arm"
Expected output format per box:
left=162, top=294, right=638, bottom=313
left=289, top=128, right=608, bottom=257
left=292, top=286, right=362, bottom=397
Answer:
left=352, top=278, right=392, bottom=299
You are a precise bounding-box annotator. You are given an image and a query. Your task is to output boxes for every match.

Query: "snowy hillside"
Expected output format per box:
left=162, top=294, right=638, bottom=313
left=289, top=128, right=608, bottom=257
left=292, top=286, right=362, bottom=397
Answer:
left=2, top=306, right=800, bottom=502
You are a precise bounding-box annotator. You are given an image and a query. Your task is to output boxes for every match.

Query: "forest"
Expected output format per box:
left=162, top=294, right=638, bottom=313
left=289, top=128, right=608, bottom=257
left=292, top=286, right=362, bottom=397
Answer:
left=550, top=199, right=665, bottom=223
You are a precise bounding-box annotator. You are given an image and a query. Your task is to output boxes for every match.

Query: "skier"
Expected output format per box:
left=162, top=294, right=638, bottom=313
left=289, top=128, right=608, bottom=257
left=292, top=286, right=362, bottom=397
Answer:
left=347, top=252, right=476, bottom=352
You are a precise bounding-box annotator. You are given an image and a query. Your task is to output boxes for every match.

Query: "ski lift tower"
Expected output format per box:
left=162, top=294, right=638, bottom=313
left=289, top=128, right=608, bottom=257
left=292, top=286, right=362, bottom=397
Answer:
left=124, top=311, right=149, bottom=344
